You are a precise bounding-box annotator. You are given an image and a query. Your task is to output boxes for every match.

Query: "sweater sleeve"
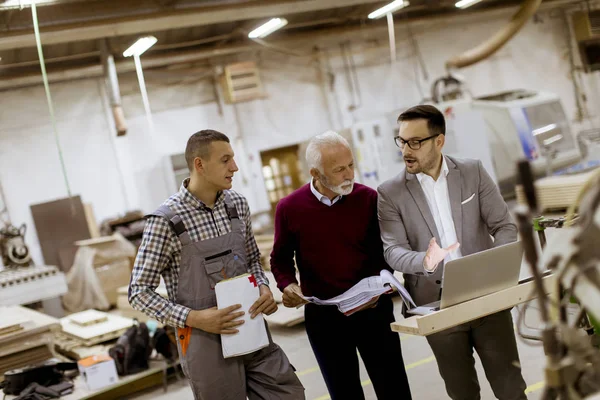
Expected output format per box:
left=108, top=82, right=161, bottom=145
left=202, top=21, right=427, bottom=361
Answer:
left=269, top=199, right=298, bottom=292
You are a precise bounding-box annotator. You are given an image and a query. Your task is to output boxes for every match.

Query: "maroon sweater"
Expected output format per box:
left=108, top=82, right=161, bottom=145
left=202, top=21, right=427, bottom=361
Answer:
left=270, top=183, right=390, bottom=300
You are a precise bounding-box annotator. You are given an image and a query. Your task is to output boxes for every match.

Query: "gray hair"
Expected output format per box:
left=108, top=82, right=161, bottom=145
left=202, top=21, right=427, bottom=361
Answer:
left=305, top=130, right=351, bottom=172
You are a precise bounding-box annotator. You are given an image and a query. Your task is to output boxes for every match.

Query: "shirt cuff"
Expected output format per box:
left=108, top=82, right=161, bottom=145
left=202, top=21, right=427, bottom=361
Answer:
left=421, top=253, right=437, bottom=275
left=172, top=304, right=192, bottom=329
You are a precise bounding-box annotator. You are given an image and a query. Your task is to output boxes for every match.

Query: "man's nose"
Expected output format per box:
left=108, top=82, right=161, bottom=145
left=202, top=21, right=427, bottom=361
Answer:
left=342, top=168, right=354, bottom=181
left=231, top=160, right=239, bottom=172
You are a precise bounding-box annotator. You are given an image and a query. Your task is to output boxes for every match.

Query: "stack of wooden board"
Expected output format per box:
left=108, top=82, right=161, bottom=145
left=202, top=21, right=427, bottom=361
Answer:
left=0, top=306, right=60, bottom=378
left=53, top=330, right=112, bottom=361
left=515, top=168, right=599, bottom=212
left=0, top=265, right=67, bottom=306
left=60, top=310, right=134, bottom=347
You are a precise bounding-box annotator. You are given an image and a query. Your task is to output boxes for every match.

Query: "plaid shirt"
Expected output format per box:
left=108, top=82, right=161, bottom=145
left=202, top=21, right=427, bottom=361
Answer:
left=129, top=179, right=269, bottom=328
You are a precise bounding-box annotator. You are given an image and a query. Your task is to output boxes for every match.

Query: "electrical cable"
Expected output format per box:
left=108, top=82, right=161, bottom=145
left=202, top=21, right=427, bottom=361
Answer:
left=31, top=3, right=72, bottom=198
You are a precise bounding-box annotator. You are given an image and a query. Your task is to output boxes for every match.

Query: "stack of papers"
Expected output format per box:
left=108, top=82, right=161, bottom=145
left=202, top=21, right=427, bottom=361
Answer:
left=302, top=270, right=416, bottom=316
left=215, top=273, right=270, bottom=358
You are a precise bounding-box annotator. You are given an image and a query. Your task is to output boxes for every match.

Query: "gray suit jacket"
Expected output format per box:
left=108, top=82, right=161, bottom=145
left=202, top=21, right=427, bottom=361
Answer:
left=377, top=155, right=517, bottom=307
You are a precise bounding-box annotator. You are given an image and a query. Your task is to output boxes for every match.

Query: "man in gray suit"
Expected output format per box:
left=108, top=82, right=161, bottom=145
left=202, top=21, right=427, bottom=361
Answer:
left=377, top=105, right=527, bottom=400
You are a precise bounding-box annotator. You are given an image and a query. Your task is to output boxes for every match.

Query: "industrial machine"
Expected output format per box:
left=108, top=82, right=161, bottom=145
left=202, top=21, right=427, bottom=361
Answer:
left=517, top=161, right=600, bottom=400
left=472, top=90, right=582, bottom=195
left=421, top=87, right=582, bottom=197
left=0, top=223, right=32, bottom=268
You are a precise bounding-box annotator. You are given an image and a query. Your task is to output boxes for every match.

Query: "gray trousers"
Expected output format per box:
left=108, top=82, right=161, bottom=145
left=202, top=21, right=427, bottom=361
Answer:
left=426, top=310, right=527, bottom=400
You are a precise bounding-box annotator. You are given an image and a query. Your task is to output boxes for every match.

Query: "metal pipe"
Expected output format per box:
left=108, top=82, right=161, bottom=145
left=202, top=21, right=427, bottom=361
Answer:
left=387, top=12, right=396, bottom=64
left=133, top=54, right=154, bottom=131
left=445, top=0, right=543, bottom=70
left=100, top=39, right=127, bottom=136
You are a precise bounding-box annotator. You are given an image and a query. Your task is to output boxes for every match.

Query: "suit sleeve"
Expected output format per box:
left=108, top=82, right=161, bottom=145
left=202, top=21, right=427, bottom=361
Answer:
left=477, top=160, right=517, bottom=246
left=377, top=185, right=427, bottom=275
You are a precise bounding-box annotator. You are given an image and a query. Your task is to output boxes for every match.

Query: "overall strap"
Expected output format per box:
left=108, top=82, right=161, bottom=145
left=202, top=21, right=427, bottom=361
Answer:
left=223, top=194, right=242, bottom=232
left=147, top=205, right=192, bottom=246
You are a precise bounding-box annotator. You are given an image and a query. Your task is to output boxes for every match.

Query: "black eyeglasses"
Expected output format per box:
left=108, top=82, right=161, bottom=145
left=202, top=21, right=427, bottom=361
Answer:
left=394, top=134, right=439, bottom=150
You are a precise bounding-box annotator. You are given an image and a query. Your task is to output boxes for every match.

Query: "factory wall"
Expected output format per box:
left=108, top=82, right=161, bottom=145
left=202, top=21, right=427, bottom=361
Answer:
left=0, top=8, right=598, bottom=265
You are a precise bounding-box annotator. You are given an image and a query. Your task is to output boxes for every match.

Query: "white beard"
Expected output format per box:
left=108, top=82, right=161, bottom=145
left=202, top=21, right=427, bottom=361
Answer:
left=322, top=179, right=354, bottom=196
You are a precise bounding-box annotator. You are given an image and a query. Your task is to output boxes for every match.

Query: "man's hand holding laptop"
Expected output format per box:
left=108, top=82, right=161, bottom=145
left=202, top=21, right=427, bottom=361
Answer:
left=424, top=238, right=461, bottom=273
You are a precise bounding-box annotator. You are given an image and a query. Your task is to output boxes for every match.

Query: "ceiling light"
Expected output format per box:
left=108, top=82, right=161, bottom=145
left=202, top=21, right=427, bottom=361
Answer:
left=455, top=0, right=483, bottom=9
left=532, top=123, right=557, bottom=136
left=543, top=134, right=563, bottom=146
left=248, top=18, right=288, bottom=39
left=368, top=0, right=409, bottom=19
left=0, top=0, right=49, bottom=7
left=123, top=36, right=158, bottom=58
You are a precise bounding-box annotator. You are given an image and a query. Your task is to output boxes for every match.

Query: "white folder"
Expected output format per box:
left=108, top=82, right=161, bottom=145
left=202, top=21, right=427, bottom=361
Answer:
left=215, top=273, right=270, bottom=358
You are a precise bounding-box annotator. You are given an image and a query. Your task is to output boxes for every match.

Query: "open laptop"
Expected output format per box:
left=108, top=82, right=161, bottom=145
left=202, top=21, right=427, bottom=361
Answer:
left=407, top=241, right=524, bottom=316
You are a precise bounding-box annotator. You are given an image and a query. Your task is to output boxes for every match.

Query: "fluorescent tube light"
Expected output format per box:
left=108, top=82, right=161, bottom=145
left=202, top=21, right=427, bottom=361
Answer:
left=123, top=36, right=158, bottom=58
left=543, top=134, right=563, bottom=146
left=455, top=0, right=483, bottom=9
left=248, top=18, right=288, bottom=39
left=532, top=123, right=558, bottom=136
left=368, top=0, right=409, bottom=20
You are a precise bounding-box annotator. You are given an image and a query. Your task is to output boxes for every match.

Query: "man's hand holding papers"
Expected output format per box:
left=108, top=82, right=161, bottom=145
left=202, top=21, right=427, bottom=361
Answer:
left=299, top=270, right=416, bottom=316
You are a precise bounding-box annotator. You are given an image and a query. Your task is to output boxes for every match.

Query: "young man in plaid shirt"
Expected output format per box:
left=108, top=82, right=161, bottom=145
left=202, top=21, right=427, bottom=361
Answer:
left=129, top=130, right=304, bottom=400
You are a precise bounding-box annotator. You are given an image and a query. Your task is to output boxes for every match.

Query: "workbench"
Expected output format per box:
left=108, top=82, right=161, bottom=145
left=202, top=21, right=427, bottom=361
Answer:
left=391, top=273, right=556, bottom=336
left=3, top=359, right=182, bottom=400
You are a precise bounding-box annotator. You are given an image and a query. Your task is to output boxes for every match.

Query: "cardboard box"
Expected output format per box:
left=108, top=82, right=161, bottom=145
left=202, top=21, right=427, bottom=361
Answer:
left=77, top=354, right=119, bottom=391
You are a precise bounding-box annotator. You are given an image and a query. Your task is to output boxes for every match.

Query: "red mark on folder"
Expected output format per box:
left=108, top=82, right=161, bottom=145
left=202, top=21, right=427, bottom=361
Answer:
left=248, top=275, right=257, bottom=287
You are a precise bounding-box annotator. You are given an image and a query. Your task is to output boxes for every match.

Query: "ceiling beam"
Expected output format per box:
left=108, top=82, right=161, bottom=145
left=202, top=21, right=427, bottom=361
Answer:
left=0, top=0, right=386, bottom=52
left=0, top=0, right=587, bottom=91
left=0, top=45, right=254, bottom=90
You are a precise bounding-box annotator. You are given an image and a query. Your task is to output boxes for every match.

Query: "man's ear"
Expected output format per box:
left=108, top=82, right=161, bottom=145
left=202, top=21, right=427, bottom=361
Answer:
left=309, top=168, right=320, bottom=181
left=194, top=157, right=204, bottom=173
left=436, top=134, right=445, bottom=148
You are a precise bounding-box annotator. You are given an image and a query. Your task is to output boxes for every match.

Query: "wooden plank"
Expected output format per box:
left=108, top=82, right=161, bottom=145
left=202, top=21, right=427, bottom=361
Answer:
left=84, top=203, right=101, bottom=239
left=391, top=274, right=556, bottom=336
left=0, top=306, right=60, bottom=346
left=30, top=196, right=91, bottom=271
left=75, top=235, right=118, bottom=247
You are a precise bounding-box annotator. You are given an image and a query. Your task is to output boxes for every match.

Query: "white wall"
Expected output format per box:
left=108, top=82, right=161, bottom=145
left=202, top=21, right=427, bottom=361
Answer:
left=1, top=8, right=598, bottom=265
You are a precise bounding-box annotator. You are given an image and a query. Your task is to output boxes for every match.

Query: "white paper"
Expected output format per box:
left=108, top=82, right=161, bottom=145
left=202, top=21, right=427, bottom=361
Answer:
left=301, top=269, right=416, bottom=316
left=215, top=273, right=269, bottom=358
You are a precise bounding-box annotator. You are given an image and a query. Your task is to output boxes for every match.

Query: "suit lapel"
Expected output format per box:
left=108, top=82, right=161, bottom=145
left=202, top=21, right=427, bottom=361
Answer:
left=406, top=175, right=440, bottom=243
left=446, top=157, right=463, bottom=245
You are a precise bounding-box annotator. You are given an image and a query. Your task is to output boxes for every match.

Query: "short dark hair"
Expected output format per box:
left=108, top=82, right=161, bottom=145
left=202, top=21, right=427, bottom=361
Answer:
left=185, top=129, right=230, bottom=171
left=397, top=105, right=446, bottom=136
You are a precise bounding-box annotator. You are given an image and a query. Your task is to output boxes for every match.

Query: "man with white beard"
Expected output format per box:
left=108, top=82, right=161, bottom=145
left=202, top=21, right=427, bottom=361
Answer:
left=270, top=131, right=412, bottom=400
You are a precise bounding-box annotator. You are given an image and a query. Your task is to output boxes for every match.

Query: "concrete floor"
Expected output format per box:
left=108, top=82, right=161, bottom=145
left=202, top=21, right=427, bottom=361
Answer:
left=131, top=297, right=548, bottom=400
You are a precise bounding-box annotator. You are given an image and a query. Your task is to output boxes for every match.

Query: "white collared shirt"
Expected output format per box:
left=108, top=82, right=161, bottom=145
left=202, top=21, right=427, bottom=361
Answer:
left=416, top=156, right=462, bottom=262
left=310, top=179, right=341, bottom=206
